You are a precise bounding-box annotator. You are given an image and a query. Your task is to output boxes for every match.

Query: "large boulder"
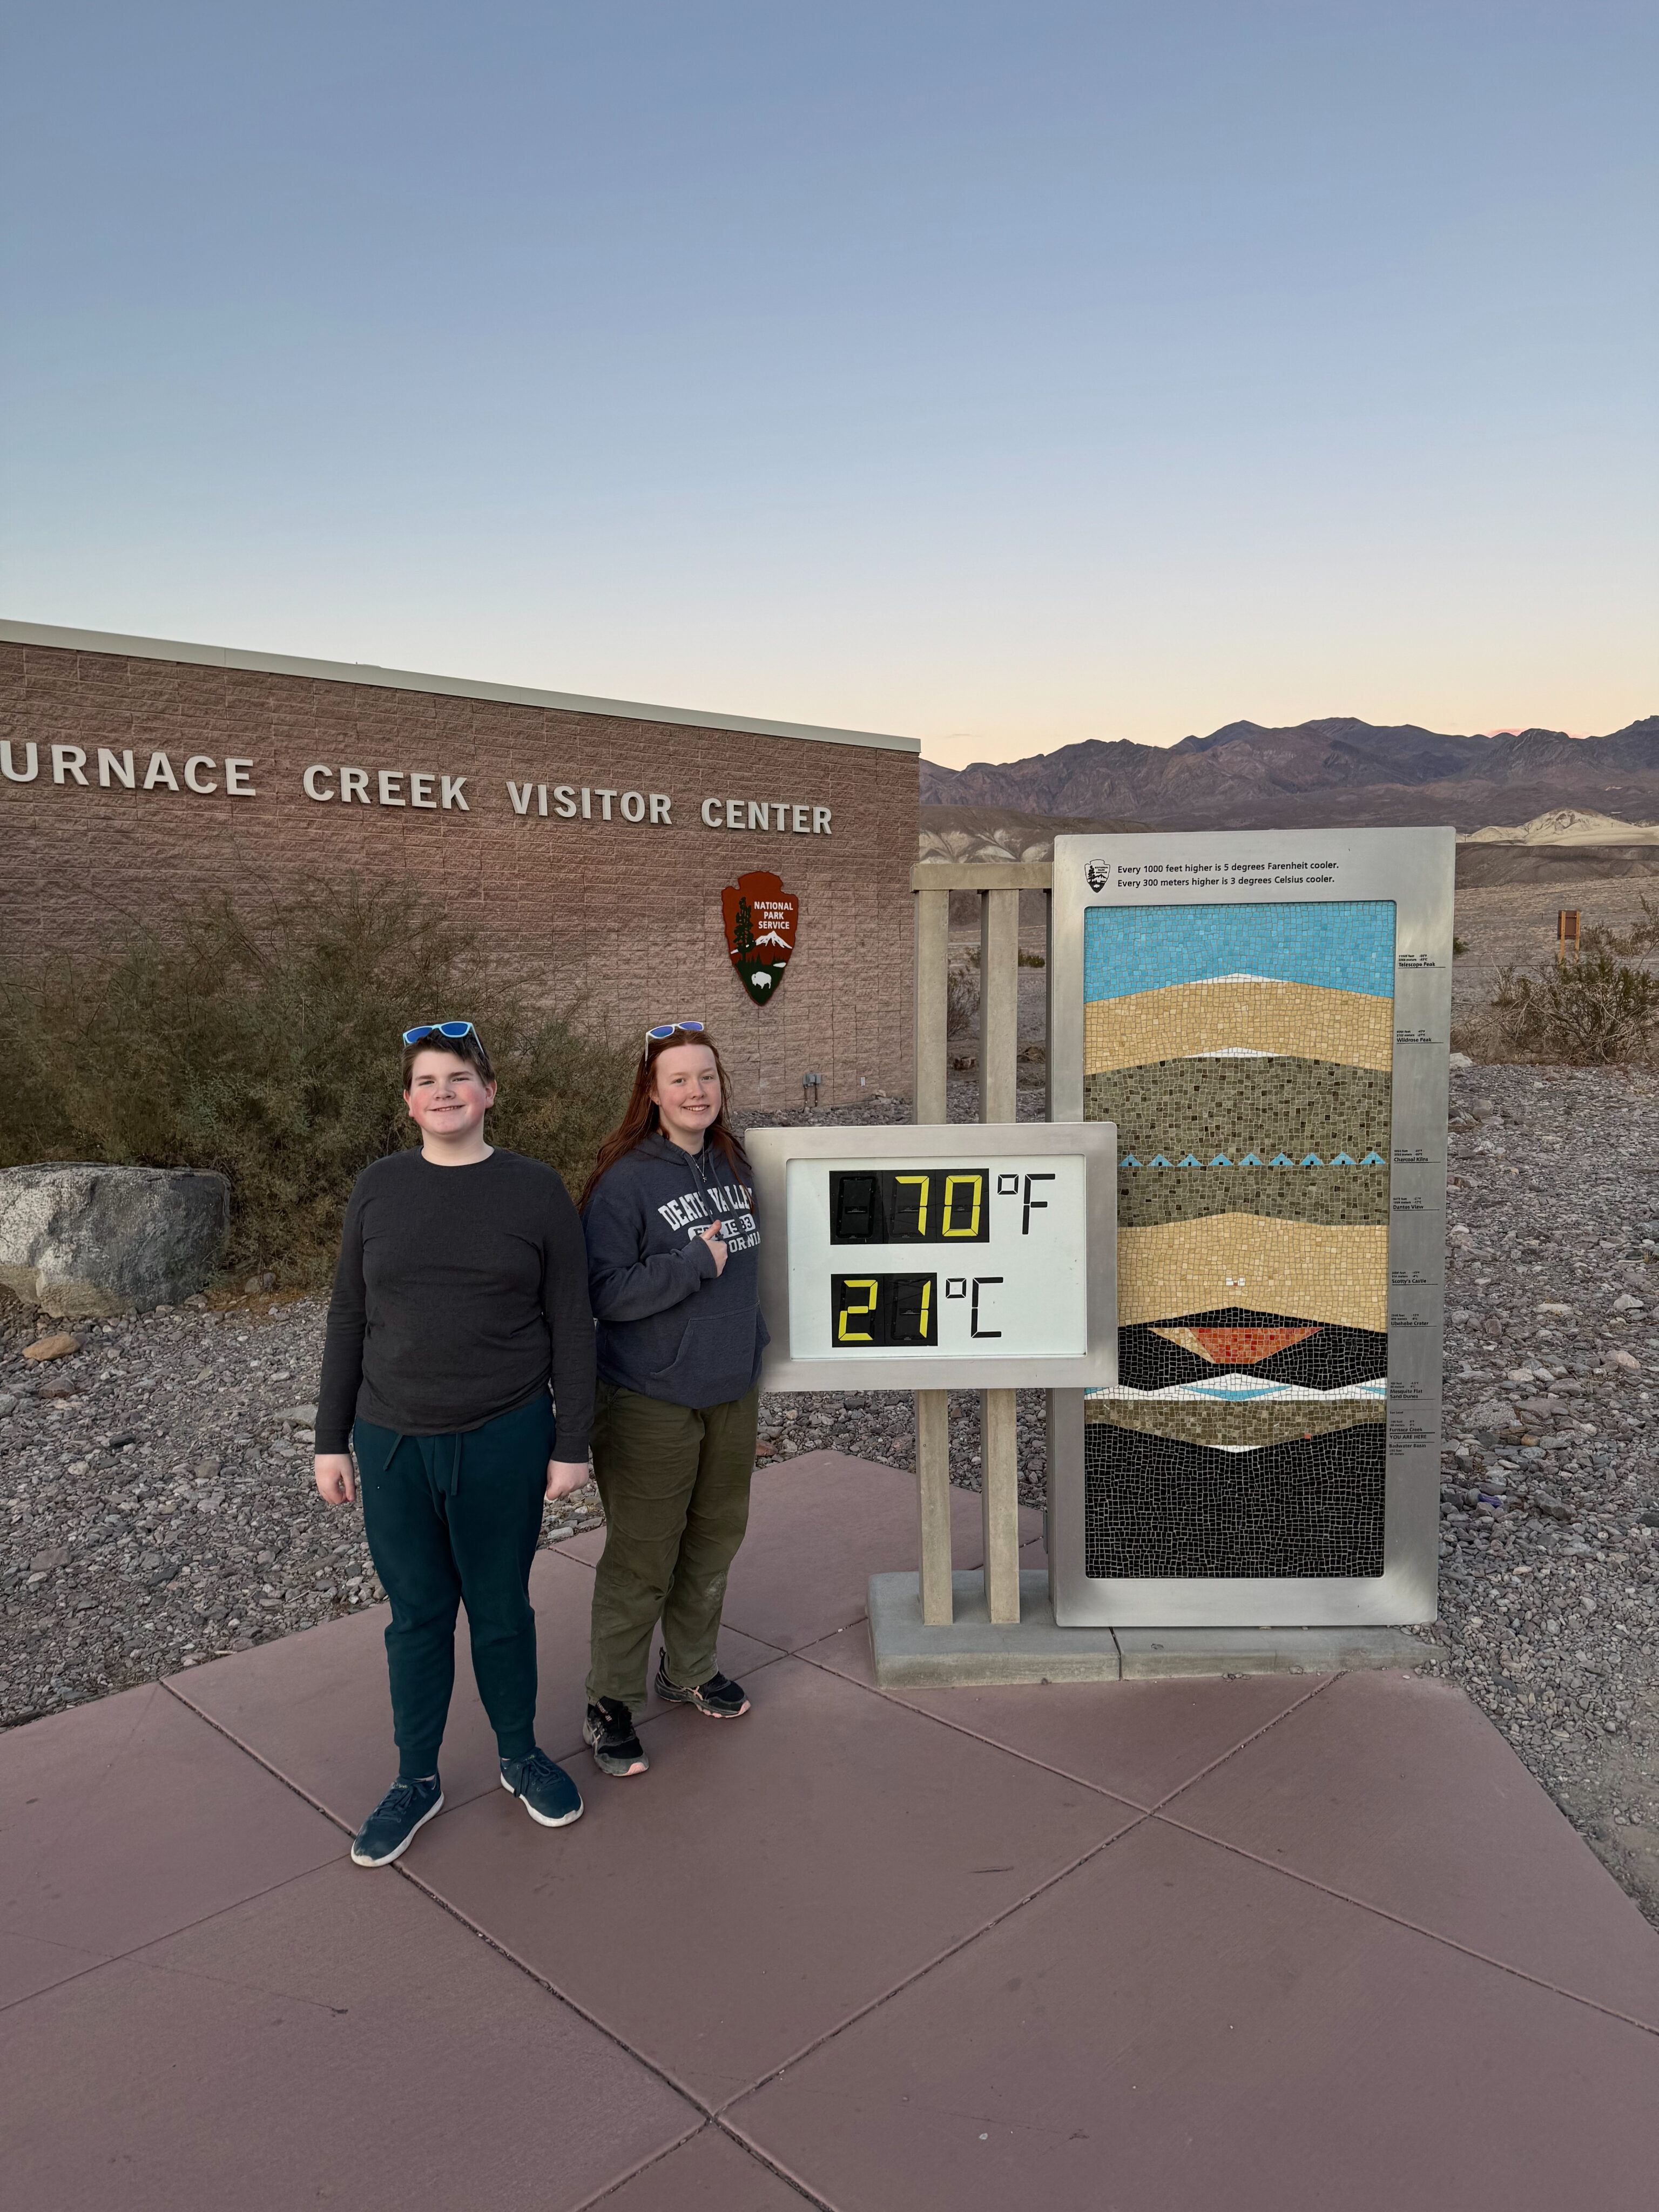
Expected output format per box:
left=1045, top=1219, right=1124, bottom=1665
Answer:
left=0, top=1163, right=230, bottom=1317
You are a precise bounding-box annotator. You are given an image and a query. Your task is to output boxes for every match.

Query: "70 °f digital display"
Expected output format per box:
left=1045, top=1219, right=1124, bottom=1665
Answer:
left=831, top=1170, right=990, bottom=1244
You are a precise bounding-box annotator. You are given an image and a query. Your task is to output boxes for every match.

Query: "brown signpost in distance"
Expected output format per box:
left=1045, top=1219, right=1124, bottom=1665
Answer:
left=1557, top=909, right=1581, bottom=963
left=723, top=869, right=799, bottom=1006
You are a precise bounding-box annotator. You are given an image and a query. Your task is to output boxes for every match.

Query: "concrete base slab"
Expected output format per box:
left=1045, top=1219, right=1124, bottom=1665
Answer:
left=1116, top=1623, right=1427, bottom=1678
left=869, top=1570, right=1426, bottom=1687
left=871, top=1570, right=1122, bottom=1685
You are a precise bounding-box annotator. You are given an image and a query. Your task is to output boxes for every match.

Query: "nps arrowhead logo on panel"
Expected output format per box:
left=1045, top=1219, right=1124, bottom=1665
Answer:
left=723, top=870, right=799, bottom=1006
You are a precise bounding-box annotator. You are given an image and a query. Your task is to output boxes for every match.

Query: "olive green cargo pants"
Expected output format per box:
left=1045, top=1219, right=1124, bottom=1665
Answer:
left=585, top=1379, right=760, bottom=1712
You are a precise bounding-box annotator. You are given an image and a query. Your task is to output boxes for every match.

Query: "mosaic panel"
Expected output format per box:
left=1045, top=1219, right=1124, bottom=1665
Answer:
left=1082, top=1420, right=1387, bottom=1579
left=1085, top=978, right=1394, bottom=1074
left=1084, top=901, right=1395, bottom=1580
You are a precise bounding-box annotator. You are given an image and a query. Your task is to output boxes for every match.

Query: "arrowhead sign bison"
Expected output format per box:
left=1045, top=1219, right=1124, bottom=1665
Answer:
left=722, top=871, right=799, bottom=1007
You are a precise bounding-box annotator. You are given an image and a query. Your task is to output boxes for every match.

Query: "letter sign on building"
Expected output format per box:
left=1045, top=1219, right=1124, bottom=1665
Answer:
left=723, top=869, right=799, bottom=1005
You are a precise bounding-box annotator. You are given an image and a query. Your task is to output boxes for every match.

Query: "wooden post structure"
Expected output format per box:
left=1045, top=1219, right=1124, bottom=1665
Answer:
left=1557, top=909, right=1581, bottom=964
left=913, top=880, right=953, bottom=1621
left=911, top=863, right=1051, bottom=1629
left=978, top=886, right=1022, bottom=1623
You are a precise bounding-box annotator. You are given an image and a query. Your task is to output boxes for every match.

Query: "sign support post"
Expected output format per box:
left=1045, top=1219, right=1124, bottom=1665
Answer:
left=979, top=883, right=1023, bottom=1622
left=912, top=879, right=953, bottom=1620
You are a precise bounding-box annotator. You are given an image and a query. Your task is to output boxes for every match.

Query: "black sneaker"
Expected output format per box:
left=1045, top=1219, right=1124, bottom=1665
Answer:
left=350, top=1775, right=444, bottom=1867
left=583, top=1697, right=649, bottom=1776
left=499, top=1747, right=584, bottom=1828
left=653, top=1656, right=750, bottom=1718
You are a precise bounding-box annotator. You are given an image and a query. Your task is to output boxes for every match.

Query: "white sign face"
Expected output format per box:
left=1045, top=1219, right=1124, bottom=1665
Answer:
left=746, top=1123, right=1117, bottom=1393
left=786, top=1155, right=1087, bottom=1362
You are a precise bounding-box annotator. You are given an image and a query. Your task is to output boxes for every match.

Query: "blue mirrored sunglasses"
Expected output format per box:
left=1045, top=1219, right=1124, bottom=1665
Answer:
left=644, top=1019, right=706, bottom=1044
left=402, top=1021, right=478, bottom=1046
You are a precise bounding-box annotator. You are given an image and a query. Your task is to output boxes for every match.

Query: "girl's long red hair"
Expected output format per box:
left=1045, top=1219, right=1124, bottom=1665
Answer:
left=580, top=1031, right=750, bottom=1211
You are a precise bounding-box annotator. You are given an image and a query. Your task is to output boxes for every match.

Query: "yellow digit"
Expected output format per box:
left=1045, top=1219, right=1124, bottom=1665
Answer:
left=894, top=1174, right=929, bottom=1237
left=837, top=1279, right=879, bottom=1343
left=942, top=1174, right=982, bottom=1237
left=918, top=1280, right=932, bottom=1340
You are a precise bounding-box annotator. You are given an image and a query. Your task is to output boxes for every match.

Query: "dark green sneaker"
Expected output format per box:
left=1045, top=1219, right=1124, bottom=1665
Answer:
left=350, top=1775, right=443, bottom=1867
left=653, top=1655, right=750, bottom=1718
left=499, top=1747, right=584, bottom=1828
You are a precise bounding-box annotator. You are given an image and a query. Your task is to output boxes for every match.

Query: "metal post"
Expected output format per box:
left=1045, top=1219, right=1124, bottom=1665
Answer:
left=914, top=883, right=953, bottom=1621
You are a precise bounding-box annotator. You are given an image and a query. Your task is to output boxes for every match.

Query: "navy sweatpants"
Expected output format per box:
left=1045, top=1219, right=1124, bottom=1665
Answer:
left=354, top=1393, right=552, bottom=1778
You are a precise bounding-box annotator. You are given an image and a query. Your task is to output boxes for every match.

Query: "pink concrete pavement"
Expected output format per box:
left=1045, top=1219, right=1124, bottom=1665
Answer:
left=3, top=1449, right=1656, bottom=2210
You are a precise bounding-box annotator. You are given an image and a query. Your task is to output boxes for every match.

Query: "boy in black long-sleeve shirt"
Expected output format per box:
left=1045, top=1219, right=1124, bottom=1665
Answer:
left=314, top=1026, right=597, bottom=1867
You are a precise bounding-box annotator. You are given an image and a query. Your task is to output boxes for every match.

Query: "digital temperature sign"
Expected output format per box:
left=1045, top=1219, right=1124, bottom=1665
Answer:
left=746, top=1124, right=1117, bottom=1392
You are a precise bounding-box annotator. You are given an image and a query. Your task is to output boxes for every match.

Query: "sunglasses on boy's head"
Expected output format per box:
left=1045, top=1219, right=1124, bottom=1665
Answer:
left=402, top=1021, right=478, bottom=1046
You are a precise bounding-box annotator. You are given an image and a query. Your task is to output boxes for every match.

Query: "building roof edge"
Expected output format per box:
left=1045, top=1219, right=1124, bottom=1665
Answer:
left=0, top=618, right=921, bottom=756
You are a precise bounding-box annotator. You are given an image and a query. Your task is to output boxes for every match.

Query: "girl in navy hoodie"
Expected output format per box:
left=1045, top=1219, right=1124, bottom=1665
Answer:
left=578, top=1023, right=767, bottom=1777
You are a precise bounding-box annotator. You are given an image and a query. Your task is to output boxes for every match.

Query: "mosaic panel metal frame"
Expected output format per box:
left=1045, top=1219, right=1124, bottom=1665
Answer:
left=1048, top=827, right=1454, bottom=1628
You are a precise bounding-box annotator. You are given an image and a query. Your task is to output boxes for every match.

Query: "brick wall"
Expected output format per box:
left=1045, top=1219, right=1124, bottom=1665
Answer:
left=0, top=641, right=916, bottom=1111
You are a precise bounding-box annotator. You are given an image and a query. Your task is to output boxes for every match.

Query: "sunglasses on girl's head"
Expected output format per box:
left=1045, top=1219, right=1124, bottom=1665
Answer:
left=402, top=1021, right=478, bottom=1046
left=644, top=1020, right=706, bottom=1047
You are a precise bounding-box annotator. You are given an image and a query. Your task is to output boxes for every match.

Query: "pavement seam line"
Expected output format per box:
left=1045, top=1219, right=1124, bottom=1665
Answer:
left=166, top=1682, right=723, bottom=2112
left=552, top=2119, right=713, bottom=2212
left=710, top=1812, right=1154, bottom=2116
left=1142, top=1669, right=1341, bottom=1813
left=1150, top=1809, right=1659, bottom=2038
left=711, top=2116, right=842, bottom=2209
left=785, top=1630, right=1340, bottom=1817
left=391, top=1859, right=718, bottom=2114
left=785, top=1638, right=1147, bottom=1810
left=0, top=1856, right=357, bottom=2020
left=564, top=2120, right=835, bottom=2212
left=158, top=1676, right=354, bottom=1832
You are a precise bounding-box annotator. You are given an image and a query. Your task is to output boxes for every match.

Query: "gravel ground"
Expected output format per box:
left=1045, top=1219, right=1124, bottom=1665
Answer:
left=5, top=1058, right=1657, bottom=1921
left=1413, top=1060, right=1659, bottom=1920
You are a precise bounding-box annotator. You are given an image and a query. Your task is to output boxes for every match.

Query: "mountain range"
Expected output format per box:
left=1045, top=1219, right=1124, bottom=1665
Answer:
left=919, top=715, right=1659, bottom=833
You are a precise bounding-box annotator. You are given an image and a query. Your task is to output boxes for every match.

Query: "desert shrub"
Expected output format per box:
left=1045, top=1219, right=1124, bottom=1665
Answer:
left=943, top=942, right=1044, bottom=1033
left=1492, top=952, right=1659, bottom=1065
left=1578, top=899, right=1659, bottom=960
left=946, top=954, right=981, bottom=1034
left=0, top=881, right=636, bottom=1280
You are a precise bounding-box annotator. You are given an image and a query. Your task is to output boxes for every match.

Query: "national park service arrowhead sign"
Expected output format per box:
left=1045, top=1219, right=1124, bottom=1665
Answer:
left=723, top=870, right=798, bottom=1006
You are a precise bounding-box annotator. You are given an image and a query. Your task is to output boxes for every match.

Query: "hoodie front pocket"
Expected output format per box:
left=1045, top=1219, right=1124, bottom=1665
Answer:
left=651, top=1308, right=758, bottom=1401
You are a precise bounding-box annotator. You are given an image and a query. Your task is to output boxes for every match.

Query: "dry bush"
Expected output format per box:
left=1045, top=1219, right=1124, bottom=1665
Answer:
left=0, top=881, right=636, bottom=1281
left=1491, top=953, right=1659, bottom=1065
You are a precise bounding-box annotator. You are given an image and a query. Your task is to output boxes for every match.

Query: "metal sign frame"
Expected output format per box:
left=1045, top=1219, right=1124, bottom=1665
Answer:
left=1048, top=826, right=1454, bottom=1629
left=747, top=1122, right=1118, bottom=1393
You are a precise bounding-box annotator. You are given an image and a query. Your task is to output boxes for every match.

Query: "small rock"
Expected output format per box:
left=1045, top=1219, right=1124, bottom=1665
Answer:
left=272, top=1403, right=319, bottom=1428
left=23, top=1335, right=81, bottom=1363
left=30, top=1547, right=70, bottom=1573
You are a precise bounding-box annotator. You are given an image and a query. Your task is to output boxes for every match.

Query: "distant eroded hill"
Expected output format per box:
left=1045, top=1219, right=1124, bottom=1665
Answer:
left=920, top=715, right=1659, bottom=833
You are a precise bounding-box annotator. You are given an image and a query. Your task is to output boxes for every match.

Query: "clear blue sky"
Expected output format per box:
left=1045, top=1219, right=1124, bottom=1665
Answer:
left=2, top=2, right=1653, bottom=764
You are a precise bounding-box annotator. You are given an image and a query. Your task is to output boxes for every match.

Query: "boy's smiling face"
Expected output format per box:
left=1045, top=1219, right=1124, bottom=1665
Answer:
left=404, top=1048, right=496, bottom=1147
